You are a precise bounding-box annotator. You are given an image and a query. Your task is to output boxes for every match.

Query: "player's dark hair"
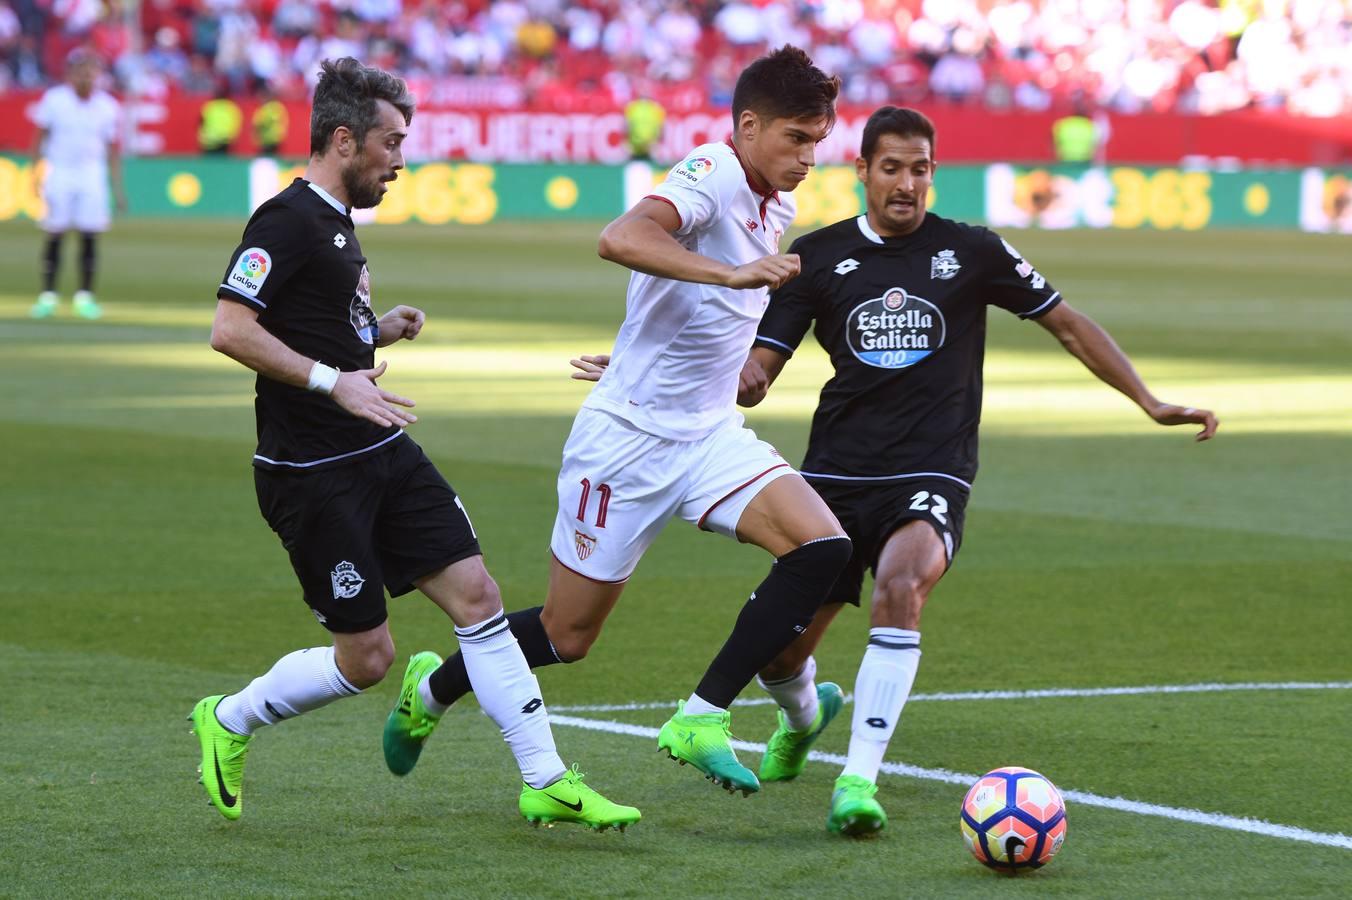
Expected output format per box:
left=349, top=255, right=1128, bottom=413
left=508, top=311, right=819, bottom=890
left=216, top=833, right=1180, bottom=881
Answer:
left=310, top=57, right=415, bottom=156
left=732, top=45, right=840, bottom=127
left=860, top=106, right=936, bottom=162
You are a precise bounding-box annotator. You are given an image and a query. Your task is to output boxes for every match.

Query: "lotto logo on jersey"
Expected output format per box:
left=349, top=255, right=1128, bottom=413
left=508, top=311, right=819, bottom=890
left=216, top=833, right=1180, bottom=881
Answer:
left=672, top=155, right=716, bottom=185
left=846, top=287, right=947, bottom=369
left=229, top=247, right=272, bottom=297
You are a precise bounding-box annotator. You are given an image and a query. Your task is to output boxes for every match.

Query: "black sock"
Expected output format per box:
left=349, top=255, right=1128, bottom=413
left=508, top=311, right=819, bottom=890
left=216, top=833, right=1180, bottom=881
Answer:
left=79, top=232, right=97, bottom=292
left=694, top=536, right=852, bottom=709
left=41, top=233, right=62, bottom=292
left=427, top=606, right=563, bottom=706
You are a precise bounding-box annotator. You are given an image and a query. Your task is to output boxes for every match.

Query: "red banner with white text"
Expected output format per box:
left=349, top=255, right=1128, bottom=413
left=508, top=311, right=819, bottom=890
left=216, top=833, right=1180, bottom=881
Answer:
left=2, top=95, right=1349, bottom=165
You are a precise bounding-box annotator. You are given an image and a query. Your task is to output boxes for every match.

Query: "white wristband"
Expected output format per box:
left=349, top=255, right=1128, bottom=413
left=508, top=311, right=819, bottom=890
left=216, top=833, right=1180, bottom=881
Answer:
left=307, top=362, right=340, bottom=395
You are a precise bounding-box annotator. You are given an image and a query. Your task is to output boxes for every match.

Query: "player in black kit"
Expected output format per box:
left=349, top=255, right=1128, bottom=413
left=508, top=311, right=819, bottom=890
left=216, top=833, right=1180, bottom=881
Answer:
left=737, top=107, right=1219, bottom=836
left=188, top=57, right=637, bottom=831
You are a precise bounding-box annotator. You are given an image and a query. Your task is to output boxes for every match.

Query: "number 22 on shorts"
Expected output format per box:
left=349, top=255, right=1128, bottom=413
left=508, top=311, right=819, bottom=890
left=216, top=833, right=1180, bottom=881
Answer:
left=909, top=490, right=949, bottom=525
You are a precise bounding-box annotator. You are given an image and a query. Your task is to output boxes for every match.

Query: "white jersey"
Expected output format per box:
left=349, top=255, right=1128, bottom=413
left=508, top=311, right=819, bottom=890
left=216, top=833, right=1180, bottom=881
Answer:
left=583, top=139, right=797, bottom=441
left=31, top=85, right=120, bottom=171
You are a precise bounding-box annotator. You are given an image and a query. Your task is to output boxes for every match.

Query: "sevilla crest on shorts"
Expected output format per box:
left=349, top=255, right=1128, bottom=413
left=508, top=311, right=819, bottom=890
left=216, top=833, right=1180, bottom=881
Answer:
left=574, top=530, right=597, bottom=561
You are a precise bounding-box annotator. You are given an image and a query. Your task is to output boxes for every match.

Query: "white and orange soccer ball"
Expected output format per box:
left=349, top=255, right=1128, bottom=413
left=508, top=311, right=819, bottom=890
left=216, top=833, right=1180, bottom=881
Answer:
left=960, top=767, right=1067, bottom=872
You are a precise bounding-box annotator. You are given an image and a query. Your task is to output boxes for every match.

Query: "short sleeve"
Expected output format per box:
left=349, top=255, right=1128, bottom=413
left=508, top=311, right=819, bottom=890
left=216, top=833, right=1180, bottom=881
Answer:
left=29, top=90, right=54, bottom=128
left=218, top=203, right=313, bottom=311
left=980, top=229, right=1062, bottom=319
left=648, top=149, right=738, bottom=237
left=754, top=237, right=817, bottom=358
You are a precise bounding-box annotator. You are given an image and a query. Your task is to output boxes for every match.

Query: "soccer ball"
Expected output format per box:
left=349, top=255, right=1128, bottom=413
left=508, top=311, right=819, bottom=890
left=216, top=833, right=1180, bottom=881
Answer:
left=960, top=767, right=1067, bottom=872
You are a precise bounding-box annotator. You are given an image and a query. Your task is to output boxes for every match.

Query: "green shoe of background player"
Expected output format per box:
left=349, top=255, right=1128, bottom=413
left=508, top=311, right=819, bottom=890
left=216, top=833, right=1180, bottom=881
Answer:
left=828, top=774, right=887, bottom=837
left=30, top=291, right=58, bottom=319
left=519, top=765, right=641, bottom=832
left=188, top=694, right=252, bottom=821
left=759, top=681, right=844, bottom=782
left=383, top=651, right=444, bottom=776
left=72, top=290, right=102, bottom=320
left=657, top=701, right=760, bottom=796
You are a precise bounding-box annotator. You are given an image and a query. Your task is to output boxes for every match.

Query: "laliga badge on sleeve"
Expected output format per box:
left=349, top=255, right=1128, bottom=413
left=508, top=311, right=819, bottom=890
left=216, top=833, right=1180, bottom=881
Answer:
left=228, top=247, right=273, bottom=297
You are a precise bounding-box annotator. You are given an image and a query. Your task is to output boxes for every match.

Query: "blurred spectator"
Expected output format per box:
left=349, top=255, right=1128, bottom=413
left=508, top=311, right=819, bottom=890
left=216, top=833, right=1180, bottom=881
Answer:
left=1, top=0, right=1348, bottom=121
left=252, top=86, right=288, bottom=154
left=1053, top=106, right=1099, bottom=162
left=624, top=96, right=664, bottom=161
left=198, top=88, right=241, bottom=153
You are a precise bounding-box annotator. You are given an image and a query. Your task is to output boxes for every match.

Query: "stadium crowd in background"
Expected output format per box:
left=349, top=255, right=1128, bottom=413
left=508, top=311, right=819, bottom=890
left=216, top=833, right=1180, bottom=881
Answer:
left=1, top=0, right=1350, bottom=118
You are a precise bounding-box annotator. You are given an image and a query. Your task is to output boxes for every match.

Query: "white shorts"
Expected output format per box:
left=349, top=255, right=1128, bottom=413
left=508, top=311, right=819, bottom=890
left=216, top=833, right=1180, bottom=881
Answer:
left=550, top=407, right=796, bottom=582
left=42, top=166, right=110, bottom=233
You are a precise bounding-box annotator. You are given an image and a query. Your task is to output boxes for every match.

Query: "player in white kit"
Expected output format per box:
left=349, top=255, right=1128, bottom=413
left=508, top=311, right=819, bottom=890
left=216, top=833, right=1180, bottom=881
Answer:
left=29, top=50, right=125, bottom=320
left=387, top=47, right=855, bottom=799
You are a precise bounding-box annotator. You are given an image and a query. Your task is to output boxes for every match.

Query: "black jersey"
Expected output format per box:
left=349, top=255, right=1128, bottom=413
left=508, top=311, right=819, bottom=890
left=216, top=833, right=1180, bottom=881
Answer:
left=754, top=213, right=1060, bottom=486
left=218, top=179, right=398, bottom=471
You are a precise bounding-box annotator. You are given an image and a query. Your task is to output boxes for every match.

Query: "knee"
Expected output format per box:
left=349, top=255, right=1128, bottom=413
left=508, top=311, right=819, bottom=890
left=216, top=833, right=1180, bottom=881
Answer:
left=538, top=611, right=595, bottom=663
left=338, top=640, right=395, bottom=689
left=542, top=626, right=593, bottom=663
left=784, top=534, right=853, bottom=581
left=458, top=568, right=504, bottom=624
left=871, top=574, right=928, bottom=628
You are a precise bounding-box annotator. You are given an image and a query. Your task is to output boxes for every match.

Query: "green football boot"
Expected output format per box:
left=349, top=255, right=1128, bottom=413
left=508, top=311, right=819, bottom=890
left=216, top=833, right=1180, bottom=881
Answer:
left=827, top=774, right=887, bottom=837
left=72, top=290, right=102, bottom=320
left=519, top=765, right=641, bottom=832
left=188, top=695, right=252, bottom=821
left=657, top=701, right=760, bottom=796
left=30, top=291, right=58, bottom=319
left=759, top=681, right=844, bottom=782
left=383, top=651, right=444, bottom=776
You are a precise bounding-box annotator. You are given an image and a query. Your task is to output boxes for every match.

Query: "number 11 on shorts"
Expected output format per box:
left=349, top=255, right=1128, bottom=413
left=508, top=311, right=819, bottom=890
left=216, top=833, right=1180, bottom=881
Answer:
left=577, top=478, right=612, bottom=528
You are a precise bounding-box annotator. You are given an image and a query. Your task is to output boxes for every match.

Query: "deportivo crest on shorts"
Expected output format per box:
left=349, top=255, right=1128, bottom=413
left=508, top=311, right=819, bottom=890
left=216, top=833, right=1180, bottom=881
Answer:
left=930, top=249, right=961, bottom=280
left=331, top=561, right=365, bottom=599
left=574, top=530, right=597, bottom=561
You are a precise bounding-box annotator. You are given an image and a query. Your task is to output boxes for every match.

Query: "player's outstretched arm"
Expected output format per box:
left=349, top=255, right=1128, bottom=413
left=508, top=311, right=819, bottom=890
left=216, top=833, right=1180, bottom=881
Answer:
left=210, top=299, right=417, bottom=428
left=1035, top=301, right=1218, bottom=441
left=737, top=346, right=789, bottom=407
left=598, top=198, right=800, bottom=289
left=376, top=305, right=425, bottom=346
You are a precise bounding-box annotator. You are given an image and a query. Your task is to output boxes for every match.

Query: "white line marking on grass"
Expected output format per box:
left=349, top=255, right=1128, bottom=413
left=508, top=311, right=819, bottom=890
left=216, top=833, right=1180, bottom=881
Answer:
left=550, top=714, right=1352, bottom=851
left=551, top=680, right=1352, bottom=713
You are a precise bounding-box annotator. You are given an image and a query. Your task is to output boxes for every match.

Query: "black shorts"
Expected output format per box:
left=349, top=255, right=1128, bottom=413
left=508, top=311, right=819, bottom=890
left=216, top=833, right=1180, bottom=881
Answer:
left=254, top=436, right=481, bottom=633
left=807, top=476, right=971, bottom=607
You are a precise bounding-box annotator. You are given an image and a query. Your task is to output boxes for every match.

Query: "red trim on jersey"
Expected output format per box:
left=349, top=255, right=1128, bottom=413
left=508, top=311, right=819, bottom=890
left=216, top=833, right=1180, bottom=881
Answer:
left=643, top=194, right=682, bottom=229
left=724, top=136, right=780, bottom=226
left=550, top=550, right=631, bottom=585
left=697, top=463, right=792, bottom=531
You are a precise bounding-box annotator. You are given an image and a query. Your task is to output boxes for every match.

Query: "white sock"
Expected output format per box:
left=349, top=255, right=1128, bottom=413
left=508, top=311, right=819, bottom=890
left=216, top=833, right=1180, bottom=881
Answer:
left=682, top=693, right=725, bottom=716
left=457, top=611, right=567, bottom=790
left=214, top=646, right=361, bottom=736
left=757, top=655, right=818, bottom=732
left=418, top=676, right=448, bottom=716
left=842, top=628, right=921, bottom=782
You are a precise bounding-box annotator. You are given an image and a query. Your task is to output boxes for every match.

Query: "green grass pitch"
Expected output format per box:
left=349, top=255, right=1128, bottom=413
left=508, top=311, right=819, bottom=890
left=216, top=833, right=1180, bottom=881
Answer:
left=0, top=218, right=1349, bottom=897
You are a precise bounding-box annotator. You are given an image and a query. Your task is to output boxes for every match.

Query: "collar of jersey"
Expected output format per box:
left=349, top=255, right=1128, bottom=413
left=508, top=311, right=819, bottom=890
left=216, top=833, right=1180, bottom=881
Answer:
left=723, top=137, right=779, bottom=224
left=856, top=212, right=931, bottom=245
left=306, top=180, right=349, bottom=216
